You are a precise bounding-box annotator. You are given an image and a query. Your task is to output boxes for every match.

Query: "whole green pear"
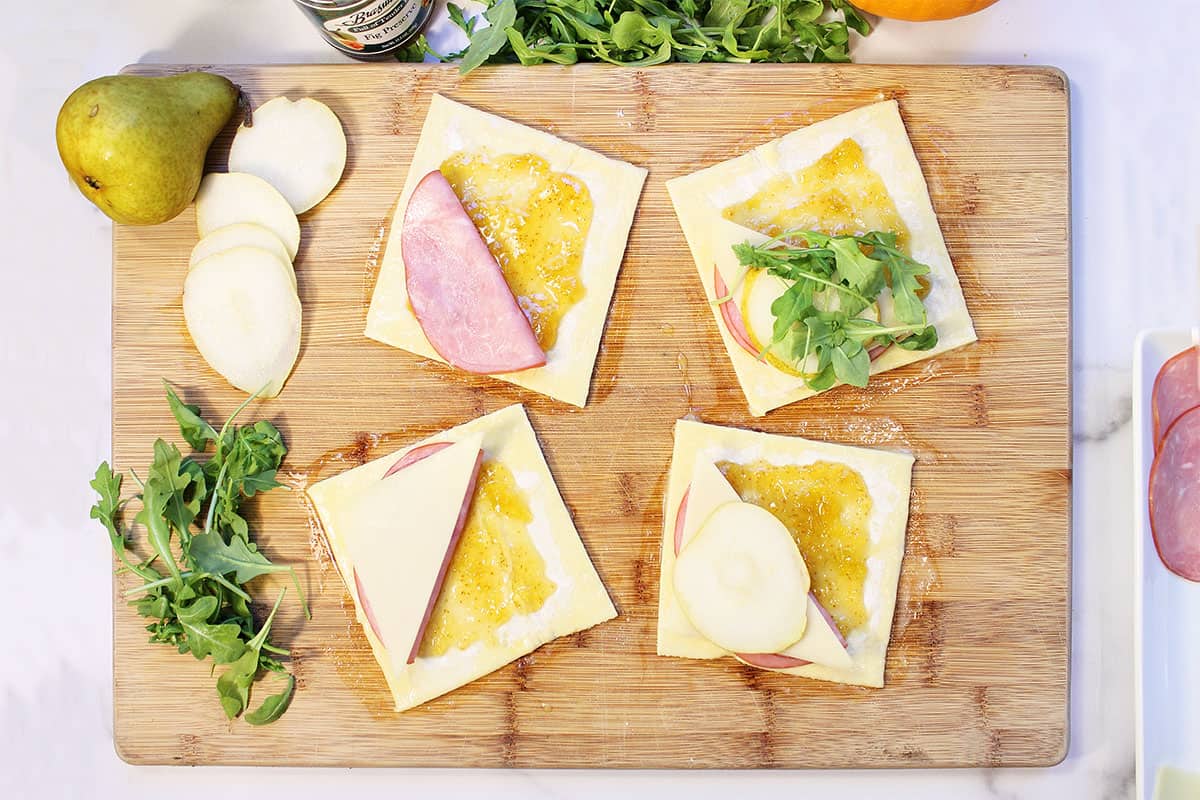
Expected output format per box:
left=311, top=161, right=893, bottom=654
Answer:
left=56, top=72, right=239, bottom=225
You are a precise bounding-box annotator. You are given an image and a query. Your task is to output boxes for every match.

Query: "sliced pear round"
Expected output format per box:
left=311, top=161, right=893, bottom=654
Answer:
left=189, top=223, right=296, bottom=289
left=673, top=501, right=811, bottom=654
left=195, top=172, right=300, bottom=259
left=183, top=246, right=301, bottom=398
left=228, top=96, right=347, bottom=214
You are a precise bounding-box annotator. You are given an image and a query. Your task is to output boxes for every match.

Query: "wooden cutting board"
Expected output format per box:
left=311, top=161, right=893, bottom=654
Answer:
left=111, top=63, right=1070, bottom=768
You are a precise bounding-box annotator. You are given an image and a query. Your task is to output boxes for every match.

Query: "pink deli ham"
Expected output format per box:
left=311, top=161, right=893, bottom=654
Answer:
left=403, top=170, right=545, bottom=374
left=1153, top=346, right=1200, bottom=449
left=1149, top=405, right=1200, bottom=581
left=383, top=441, right=453, bottom=478
left=714, top=266, right=759, bottom=358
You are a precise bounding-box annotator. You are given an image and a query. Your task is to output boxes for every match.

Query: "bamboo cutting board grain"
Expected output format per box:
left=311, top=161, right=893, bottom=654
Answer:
left=111, top=63, right=1070, bottom=768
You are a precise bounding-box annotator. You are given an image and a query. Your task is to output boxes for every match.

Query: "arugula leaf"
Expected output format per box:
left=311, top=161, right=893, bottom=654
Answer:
left=164, top=381, right=217, bottom=450
left=90, top=463, right=129, bottom=555
left=704, top=0, right=751, bottom=28
left=146, top=439, right=205, bottom=547
left=826, top=237, right=884, bottom=307
left=830, top=337, right=870, bottom=387
left=174, top=596, right=247, bottom=663
left=135, top=477, right=180, bottom=583
left=439, top=0, right=868, bottom=74
left=459, top=0, right=519, bottom=74
left=90, top=384, right=303, bottom=725
left=860, top=231, right=931, bottom=326
left=734, top=228, right=940, bottom=389
left=244, top=674, right=295, bottom=726
left=191, top=533, right=309, bottom=619
left=216, top=589, right=287, bottom=719
left=612, top=11, right=658, bottom=50
left=217, top=647, right=259, bottom=719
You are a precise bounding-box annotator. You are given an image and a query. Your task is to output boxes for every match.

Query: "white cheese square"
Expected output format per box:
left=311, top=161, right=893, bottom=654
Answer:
left=365, top=94, right=647, bottom=407
left=658, top=418, right=914, bottom=688
left=666, top=100, right=977, bottom=416
left=337, top=433, right=482, bottom=667
left=307, top=404, right=616, bottom=711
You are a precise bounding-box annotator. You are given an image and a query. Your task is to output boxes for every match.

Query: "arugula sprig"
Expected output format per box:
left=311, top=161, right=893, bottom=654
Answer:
left=733, top=229, right=938, bottom=390
left=90, top=383, right=308, bottom=725
left=402, top=0, right=870, bottom=73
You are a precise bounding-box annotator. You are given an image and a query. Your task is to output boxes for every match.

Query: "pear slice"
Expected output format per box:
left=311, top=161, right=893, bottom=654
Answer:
left=195, top=172, right=300, bottom=259
left=673, top=501, right=811, bottom=653
left=228, top=96, right=347, bottom=214
left=183, top=245, right=301, bottom=397
left=189, top=223, right=296, bottom=289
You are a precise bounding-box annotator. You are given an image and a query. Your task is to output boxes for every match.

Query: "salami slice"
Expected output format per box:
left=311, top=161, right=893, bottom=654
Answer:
left=1149, top=405, right=1200, bottom=581
left=403, top=170, right=545, bottom=374
left=1153, top=346, right=1200, bottom=449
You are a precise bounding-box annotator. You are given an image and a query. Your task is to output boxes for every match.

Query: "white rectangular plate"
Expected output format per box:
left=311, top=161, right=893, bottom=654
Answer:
left=1135, top=329, right=1200, bottom=799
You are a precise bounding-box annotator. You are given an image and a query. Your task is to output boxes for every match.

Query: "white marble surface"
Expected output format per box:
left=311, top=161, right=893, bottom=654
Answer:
left=0, top=0, right=1191, bottom=796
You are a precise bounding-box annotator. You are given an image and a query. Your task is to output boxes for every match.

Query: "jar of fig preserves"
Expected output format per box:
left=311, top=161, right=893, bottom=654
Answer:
left=293, top=0, right=435, bottom=60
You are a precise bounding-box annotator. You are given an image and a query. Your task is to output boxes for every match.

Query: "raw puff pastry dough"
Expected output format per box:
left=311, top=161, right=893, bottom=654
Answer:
left=666, top=100, right=977, bottom=416
left=365, top=94, right=647, bottom=407
left=307, top=404, right=617, bottom=711
left=658, top=419, right=914, bottom=688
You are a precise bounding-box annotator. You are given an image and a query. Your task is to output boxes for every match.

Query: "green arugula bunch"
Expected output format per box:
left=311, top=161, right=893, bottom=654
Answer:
left=732, top=229, right=938, bottom=390
left=90, top=383, right=309, bottom=725
left=398, top=0, right=870, bottom=73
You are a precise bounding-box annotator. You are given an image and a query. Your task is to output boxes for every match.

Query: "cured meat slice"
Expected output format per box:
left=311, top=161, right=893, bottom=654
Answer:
left=672, top=488, right=690, bottom=557
left=354, top=568, right=386, bottom=644
left=1153, top=346, right=1200, bottom=448
left=383, top=441, right=453, bottom=478
left=738, top=651, right=811, bottom=669
left=1150, top=405, right=1200, bottom=581
left=714, top=266, right=759, bottom=358
left=403, top=170, right=545, bottom=374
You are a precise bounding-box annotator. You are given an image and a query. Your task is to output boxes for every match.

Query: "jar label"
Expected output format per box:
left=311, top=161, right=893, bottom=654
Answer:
left=322, top=0, right=428, bottom=53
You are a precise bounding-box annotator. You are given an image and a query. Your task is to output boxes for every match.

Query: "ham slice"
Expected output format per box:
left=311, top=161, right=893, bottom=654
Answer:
left=1150, top=405, right=1200, bottom=582
left=714, top=266, right=759, bottom=358
left=354, top=568, right=386, bottom=644
left=1153, top=346, right=1200, bottom=449
left=672, top=488, right=690, bottom=557
left=402, top=170, right=545, bottom=374
left=738, top=651, right=811, bottom=669
left=383, top=441, right=452, bottom=478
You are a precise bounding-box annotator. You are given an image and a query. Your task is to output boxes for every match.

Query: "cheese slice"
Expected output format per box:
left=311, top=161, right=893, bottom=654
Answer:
left=657, top=458, right=735, bottom=659
left=1155, top=766, right=1200, bottom=800
left=308, top=404, right=616, bottom=711
left=658, top=419, right=914, bottom=688
left=338, top=433, right=482, bottom=668
left=659, top=455, right=853, bottom=671
left=775, top=596, right=854, bottom=671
